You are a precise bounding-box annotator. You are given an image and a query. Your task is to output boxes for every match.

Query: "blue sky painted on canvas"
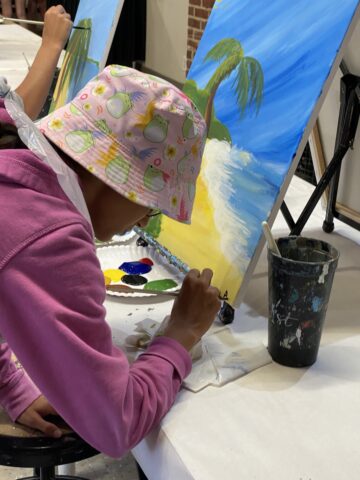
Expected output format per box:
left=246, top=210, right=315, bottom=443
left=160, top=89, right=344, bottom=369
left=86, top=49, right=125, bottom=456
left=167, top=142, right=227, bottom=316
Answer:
left=66, top=0, right=121, bottom=101
left=188, top=0, right=358, bottom=261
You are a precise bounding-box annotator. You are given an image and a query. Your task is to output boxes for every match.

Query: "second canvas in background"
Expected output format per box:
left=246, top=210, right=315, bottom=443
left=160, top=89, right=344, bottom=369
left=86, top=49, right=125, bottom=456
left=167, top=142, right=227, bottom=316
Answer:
left=50, top=0, right=124, bottom=111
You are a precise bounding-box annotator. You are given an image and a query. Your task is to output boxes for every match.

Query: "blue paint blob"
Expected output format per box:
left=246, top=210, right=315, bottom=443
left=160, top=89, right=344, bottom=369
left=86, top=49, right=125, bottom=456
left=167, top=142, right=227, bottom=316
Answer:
left=312, top=296, right=323, bottom=312
left=119, top=261, right=152, bottom=275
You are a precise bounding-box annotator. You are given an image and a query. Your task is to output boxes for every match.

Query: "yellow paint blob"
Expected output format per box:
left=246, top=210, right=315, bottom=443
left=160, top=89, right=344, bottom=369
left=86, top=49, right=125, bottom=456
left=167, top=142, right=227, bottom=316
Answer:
left=103, top=269, right=125, bottom=283
left=104, top=275, right=112, bottom=286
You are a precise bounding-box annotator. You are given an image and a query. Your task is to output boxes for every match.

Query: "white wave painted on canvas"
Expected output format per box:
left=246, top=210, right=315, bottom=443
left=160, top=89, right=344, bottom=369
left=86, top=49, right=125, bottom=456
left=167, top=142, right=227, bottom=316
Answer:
left=202, top=139, right=252, bottom=273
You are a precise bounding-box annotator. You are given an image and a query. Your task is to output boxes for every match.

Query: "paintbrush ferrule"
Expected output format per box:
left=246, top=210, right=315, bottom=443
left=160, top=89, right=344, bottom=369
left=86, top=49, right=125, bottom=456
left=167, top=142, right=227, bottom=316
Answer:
left=106, top=284, right=228, bottom=300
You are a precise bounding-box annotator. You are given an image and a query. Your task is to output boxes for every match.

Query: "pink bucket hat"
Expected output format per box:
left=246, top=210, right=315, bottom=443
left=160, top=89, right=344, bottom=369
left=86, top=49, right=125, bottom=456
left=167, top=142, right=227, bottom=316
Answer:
left=38, top=65, right=207, bottom=223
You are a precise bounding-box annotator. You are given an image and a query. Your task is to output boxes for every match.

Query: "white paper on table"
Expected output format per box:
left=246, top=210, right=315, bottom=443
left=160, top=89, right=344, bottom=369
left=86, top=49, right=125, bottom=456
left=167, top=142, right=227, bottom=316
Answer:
left=125, top=321, right=271, bottom=391
left=183, top=327, right=272, bottom=392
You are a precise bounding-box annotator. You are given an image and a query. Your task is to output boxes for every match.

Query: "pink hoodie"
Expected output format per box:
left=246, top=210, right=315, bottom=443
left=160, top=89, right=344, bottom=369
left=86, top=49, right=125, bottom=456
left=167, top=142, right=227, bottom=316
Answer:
left=0, top=99, right=191, bottom=457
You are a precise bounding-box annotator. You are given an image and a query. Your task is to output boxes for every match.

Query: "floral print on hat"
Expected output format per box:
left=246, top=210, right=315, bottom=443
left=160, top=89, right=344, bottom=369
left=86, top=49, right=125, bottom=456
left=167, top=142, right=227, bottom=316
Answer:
left=38, top=65, right=207, bottom=224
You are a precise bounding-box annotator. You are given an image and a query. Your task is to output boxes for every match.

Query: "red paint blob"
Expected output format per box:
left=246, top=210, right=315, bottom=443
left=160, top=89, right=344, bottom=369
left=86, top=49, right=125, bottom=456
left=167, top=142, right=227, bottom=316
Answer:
left=139, top=257, right=154, bottom=266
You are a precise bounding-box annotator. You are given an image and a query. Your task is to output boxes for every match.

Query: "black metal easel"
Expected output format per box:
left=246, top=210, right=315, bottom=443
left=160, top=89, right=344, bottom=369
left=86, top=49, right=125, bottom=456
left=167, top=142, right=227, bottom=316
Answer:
left=220, top=62, right=360, bottom=325
left=281, top=62, right=360, bottom=236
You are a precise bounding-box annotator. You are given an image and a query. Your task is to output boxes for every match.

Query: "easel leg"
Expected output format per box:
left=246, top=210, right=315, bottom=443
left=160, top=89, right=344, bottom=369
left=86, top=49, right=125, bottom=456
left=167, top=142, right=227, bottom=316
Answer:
left=290, top=74, right=359, bottom=236
left=280, top=201, right=295, bottom=231
left=323, top=72, right=350, bottom=233
left=290, top=143, right=348, bottom=235
left=323, top=174, right=338, bottom=233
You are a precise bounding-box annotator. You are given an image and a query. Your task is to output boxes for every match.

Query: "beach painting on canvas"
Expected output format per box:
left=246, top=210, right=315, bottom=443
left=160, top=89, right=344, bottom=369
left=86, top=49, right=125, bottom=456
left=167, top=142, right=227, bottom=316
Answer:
left=144, top=0, right=360, bottom=306
left=50, top=0, right=124, bottom=111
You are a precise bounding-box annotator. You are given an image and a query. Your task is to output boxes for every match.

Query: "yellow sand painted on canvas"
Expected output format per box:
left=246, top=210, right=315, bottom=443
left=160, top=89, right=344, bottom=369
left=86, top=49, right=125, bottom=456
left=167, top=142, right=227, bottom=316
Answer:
left=158, top=174, right=243, bottom=303
left=51, top=53, right=72, bottom=111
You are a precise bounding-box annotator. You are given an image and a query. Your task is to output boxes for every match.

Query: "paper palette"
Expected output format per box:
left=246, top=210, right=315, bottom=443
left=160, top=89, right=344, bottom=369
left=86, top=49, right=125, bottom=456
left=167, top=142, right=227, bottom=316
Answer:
left=96, top=245, right=184, bottom=297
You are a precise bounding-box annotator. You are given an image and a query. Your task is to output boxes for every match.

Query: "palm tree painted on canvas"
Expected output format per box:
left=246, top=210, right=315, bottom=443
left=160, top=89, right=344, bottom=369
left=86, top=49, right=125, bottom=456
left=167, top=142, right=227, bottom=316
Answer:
left=50, top=18, right=99, bottom=112
left=145, top=38, right=264, bottom=240
left=203, top=38, right=264, bottom=131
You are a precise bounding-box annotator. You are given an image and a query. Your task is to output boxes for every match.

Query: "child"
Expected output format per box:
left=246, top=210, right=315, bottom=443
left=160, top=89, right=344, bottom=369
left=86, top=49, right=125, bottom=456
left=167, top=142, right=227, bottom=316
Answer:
left=0, top=16, right=221, bottom=459
left=2, top=4, right=73, bottom=121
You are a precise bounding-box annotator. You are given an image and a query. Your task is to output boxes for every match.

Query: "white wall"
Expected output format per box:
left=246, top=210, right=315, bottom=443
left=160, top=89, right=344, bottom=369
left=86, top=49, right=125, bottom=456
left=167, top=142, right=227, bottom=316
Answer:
left=145, top=0, right=189, bottom=83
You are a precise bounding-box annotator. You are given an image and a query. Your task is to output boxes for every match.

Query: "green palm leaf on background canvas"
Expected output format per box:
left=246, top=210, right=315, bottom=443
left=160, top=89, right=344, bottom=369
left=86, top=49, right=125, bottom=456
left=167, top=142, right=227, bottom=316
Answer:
left=203, top=38, right=264, bottom=129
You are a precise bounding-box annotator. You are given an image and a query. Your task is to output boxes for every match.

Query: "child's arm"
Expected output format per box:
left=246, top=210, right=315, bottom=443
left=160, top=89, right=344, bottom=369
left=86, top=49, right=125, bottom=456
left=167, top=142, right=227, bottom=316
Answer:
left=0, top=343, right=41, bottom=421
left=15, top=5, right=72, bottom=120
left=0, top=343, right=62, bottom=437
left=0, top=222, right=219, bottom=457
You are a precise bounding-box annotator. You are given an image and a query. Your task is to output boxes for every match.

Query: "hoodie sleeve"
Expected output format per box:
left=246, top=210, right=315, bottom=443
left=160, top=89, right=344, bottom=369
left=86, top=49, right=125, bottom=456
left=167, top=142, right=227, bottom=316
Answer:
left=0, top=342, right=41, bottom=421
left=0, top=89, right=24, bottom=113
left=0, top=222, right=191, bottom=457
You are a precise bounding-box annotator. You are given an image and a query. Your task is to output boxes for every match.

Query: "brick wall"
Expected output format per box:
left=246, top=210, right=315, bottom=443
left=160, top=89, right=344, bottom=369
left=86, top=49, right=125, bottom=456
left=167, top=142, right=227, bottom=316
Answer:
left=187, top=0, right=216, bottom=72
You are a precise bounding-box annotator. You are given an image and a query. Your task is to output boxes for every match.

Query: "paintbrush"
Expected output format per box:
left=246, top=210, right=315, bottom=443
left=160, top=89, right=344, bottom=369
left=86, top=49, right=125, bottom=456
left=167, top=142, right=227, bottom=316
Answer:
left=22, top=52, right=31, bottom=70
left=106, top=284, right=229, bottom=300
left=0, top=15, right=89, bottom=29
left=262, top=221, right=281, bottom=256
left=106, top=284, right=181, bottom=297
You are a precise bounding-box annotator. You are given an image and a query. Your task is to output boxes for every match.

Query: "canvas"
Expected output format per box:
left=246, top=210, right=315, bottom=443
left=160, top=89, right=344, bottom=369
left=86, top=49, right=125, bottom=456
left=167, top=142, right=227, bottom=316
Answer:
left=145, top=0, right=360, bottom=306
left=50, top=0, right=124, bottom=111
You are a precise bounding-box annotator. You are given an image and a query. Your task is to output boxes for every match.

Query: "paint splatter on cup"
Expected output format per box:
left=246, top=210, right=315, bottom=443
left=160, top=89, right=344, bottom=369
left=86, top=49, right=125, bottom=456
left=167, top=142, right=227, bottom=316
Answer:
left=268, top=236, right=339, bottom=367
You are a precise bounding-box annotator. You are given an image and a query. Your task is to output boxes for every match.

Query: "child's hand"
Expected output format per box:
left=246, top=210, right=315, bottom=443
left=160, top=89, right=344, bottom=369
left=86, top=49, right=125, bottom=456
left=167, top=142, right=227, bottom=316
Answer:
left=41, top=5, right=73, bottom=52
left=17, top=395, right=63, bottom=438
left=164, top=269, right=221, bottom=351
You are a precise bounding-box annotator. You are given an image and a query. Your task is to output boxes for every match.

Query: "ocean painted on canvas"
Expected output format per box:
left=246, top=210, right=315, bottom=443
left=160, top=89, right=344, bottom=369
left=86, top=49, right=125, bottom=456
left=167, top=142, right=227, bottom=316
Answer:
left=146, top=0, right=359, bottom=305
left=50, top=0, right=124, bottom=111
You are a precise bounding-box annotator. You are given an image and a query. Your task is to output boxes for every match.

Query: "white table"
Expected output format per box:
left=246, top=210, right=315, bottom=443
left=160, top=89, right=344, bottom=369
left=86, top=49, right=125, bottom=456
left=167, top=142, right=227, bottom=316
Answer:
left=104, top=177, right=360, bottom=480
left=0, top=24, right=42, bottom=88
left=0, top=23, right=64, bottom=90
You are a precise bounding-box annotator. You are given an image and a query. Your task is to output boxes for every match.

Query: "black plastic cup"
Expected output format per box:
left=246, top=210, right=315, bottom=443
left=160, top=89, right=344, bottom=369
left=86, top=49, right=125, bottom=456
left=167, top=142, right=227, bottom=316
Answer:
left=268, top=236, right=339, bottom=367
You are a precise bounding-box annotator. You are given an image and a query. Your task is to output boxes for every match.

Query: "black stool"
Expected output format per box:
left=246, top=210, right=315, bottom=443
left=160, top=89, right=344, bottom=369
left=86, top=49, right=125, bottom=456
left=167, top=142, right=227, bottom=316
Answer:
left=0, top=409, right=99, bottom=480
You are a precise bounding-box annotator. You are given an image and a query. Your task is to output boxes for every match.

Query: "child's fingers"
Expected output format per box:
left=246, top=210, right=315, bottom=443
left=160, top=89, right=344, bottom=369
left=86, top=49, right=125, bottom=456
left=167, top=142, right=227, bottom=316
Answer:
left=186, top=268, right=200, bottom=279
left=27, top=412, right=62, bottom=438
left=54, top=4, right=66, bottom=14
left=208, top=286, right=222, bottom=309
left=183, top=268, right=214, bottom=291
left=199, top=268, right=213, bottom=285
